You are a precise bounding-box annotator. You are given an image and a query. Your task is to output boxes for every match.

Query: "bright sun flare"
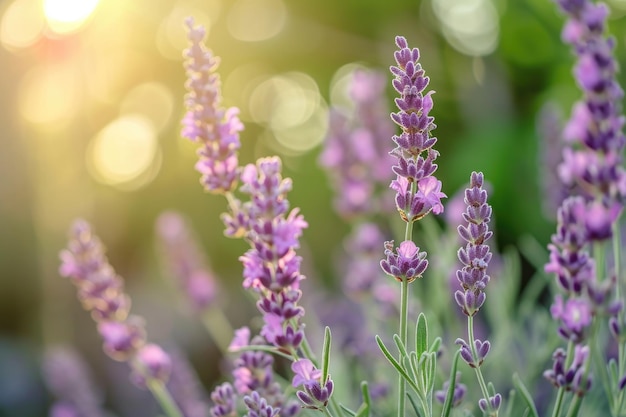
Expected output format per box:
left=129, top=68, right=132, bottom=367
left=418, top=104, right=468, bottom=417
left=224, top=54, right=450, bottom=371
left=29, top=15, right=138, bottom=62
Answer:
left=43, top=0, right=99, bottom=30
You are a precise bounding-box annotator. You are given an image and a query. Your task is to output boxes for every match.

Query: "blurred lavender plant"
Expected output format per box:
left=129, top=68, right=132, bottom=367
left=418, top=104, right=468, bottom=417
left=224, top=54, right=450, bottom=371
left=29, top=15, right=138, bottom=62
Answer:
left=59, top=219, right=183, bottom=417
left=156, top=211, right=232, bottom=352
left=545, top=0, right=626, bottom=415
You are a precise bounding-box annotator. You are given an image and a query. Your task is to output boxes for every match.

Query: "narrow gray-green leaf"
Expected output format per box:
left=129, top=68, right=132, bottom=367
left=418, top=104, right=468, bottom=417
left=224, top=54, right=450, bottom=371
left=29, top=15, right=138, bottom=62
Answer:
left=393, top=334, right=409, bottom=358
left=339, top=404, right=357, bottom=417
left=429, top=337, right=442, bottom=354
left=376, top=336, right=420, bottom=392
left=407, top=392, right=424, bottom=417
left=416, top=312, right=428, bottom=358
left=503, top=389, right=516, bottom=417
left=360, top=381, right=371, bottom=408
left=321, top=326, right=332, bottom=385
left=513, top=373, right=538, bottom=417
left=440, top=350, right=460, bottom=417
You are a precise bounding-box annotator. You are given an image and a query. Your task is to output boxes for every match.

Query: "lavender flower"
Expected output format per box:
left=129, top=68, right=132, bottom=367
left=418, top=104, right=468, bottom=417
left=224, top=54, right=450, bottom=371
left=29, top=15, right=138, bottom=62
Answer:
left=291, top=359, right=334, bottom=410
left=182, top=17, right=243, bottom=194
left=554, top=0, right=626, bottom=207
left=156, top=211, right=218, bottom=312
left=319, top=69, right=395, bottom=218
left=59, top=220, right=172, bottom=388
left=231, top=332, right=299, bottom=417
left=453, top=172, right=501, bottom=415
left=454, top=172, right=493, bottom=317
left=544, top=345, right=592, bottom=396
left=388, top=36, right=446, bottom=223
left=380, top=240, right=428, bottom=283
left=231, top=157, right=308, bottom=352
left=210, top=383, right=236, bottom=417
left=243, top=391, right=280, bottom=417
left=434, top=374, right=467, bottom=407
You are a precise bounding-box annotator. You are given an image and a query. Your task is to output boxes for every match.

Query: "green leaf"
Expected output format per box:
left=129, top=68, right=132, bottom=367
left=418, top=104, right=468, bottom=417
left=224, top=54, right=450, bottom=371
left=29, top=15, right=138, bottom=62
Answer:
left=416, top=313, right=428, bottom=358
left=429, top=337, right=442, bottom=354
left=339, top=405, right=357, bottom=417
left=407, top=392, right=424, bottom=417
left=503, top=389, right=516, bottom=417
left=361, top=381, right=372, bottom=407
left=321, top=326, right=332, bottom=384
left=354, top=382, right=371, bottom=417
left=393, top=334, right=409, bottom=358
left=440, top=350, right=460, bottom=417
left=513, top=373, right=538, bottom=417
left=376, top=335, right=420, bottom=392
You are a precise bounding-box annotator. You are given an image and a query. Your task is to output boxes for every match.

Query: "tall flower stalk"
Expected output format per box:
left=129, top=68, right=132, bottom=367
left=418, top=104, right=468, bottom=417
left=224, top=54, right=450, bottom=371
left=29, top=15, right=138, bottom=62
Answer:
left=182, top=19, right=338, bottom=417
left=548, top=0, right=626, bottom=415
left=379, top=36, right=446, bottom=417
left=454, top=172, right=501, bottom=416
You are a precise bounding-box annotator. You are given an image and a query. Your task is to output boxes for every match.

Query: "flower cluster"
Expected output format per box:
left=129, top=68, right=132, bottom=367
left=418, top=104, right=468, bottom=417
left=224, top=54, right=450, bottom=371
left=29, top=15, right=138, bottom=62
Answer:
left=59, top=220, right=171, bottom=386
left=388, top=36, right=445, bottom=223
left=291, top=359, right=334, bottom=410
left=543, top=345, right=591, bottom=396
left=182, top=17, right=243, bottom=194
left=555, top=0, right=626, bottom=207
left=454, top=172, right=493, bottom=317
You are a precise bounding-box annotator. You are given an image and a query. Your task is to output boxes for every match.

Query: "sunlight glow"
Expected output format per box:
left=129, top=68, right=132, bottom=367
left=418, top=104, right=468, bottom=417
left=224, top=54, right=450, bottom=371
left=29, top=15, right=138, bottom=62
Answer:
left=18, top=65, right=78, bottom=125
left=87, top=115, right=161, bottom=190
left=432, top=0, right=499, bottom=56
left=1, top=0, right=45, bottom=51
left=227, top=0, right=287, bottom=42
left=43, top=0, right=100, bottom=34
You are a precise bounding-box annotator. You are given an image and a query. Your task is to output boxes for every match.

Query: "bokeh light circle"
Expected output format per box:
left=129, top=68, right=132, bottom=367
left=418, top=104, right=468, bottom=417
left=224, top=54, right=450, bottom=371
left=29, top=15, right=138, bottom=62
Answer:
left=87, top=115, right=161, bottom=190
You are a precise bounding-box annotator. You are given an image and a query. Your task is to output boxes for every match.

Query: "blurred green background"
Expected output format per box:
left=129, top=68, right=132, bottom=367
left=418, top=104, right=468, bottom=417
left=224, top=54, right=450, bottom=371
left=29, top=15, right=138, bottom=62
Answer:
left=1, top=0, right=626, bottom=415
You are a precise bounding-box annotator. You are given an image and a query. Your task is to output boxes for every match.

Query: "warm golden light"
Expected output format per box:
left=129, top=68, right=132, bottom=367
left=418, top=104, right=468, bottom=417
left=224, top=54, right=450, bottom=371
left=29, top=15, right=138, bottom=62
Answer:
left=18, top=65, right=78, bottom=126
left=43, top=0, right=100, bottom=34
left=120, top=82, right=175, bottom=132
left=87, top=115, right=161, bottom=190
left=227, top=0, right=287, bottom=42
left=1, top=0, right=45, bottom=50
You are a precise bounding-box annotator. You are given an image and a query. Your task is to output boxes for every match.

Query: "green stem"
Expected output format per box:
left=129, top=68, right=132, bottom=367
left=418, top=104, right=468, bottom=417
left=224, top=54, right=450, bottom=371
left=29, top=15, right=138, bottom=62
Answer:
left=467, top=316, right=496, bottom=416
left=147, top=379, right=184, bottom=417
left=397, top=218, right=415, bottom=417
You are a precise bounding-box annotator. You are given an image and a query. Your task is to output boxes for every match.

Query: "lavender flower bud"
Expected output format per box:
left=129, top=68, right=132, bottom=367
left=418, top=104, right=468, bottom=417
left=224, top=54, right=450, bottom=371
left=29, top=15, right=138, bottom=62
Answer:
left=130, top=344, right=172, bottom=388
left=97, top=317, right=146, bottom=362
left=380, top=240, right=428, bottom=283
left=243, top=391, right=280, bottom=417
left=291, top=359, right=334, bottom=410
left=434, top=373, right=467, bottom=407
left=210, top=382, right=237, bottom=417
